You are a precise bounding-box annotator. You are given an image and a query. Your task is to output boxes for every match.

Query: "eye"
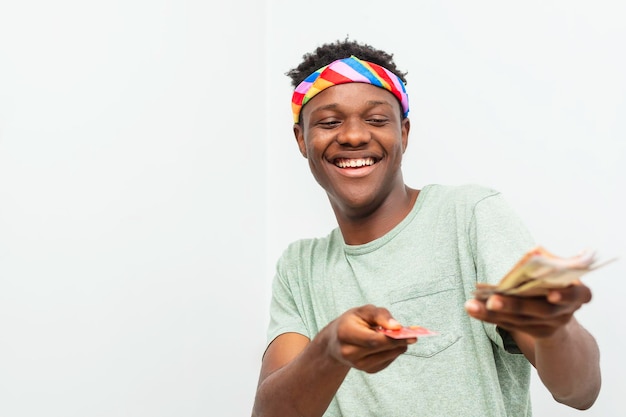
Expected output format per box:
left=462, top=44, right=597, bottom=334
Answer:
left=367, top=117, right=390, bottom=126
left=317, top=119, right=342, bottom=128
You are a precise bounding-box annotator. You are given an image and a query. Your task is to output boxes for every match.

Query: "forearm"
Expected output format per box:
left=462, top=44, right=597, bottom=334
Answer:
left=533, top=318, right=601, bottom=409
left=252, top=337, right=350, bottom=417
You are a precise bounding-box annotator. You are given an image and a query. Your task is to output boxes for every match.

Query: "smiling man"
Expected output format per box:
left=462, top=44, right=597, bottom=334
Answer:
left=252, top=39, right=601, bottom=417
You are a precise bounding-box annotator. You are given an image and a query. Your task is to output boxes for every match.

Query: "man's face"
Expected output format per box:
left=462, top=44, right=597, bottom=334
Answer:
left=293, top=83, right=410, bottom=215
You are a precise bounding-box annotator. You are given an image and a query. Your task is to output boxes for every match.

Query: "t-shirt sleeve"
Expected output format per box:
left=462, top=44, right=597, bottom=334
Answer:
left=470, top=192, right=536, bottom=353
left=266, top=249, right=311, bottom=350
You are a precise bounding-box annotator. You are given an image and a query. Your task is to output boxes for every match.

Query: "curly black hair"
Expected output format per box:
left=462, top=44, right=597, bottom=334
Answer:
left=286, top=38, right=408, bottom=88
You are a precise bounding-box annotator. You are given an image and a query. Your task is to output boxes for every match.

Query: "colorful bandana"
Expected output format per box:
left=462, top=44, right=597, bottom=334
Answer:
left=291, top=55, right=409, bottom=123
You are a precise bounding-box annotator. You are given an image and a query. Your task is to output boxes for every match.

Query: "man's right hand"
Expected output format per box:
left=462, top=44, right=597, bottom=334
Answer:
left=319, top=304, right=416, bottom=373
left=252, top=304, right=415, bottom=417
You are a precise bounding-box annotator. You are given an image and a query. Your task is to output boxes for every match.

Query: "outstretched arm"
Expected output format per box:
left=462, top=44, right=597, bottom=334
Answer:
left=252, top=305, right=416, bottom=417
left=465, top=283, right=601, bottom=410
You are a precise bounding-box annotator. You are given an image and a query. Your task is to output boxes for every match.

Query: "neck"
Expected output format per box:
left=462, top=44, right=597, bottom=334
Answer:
left=332, top=186, right=420, bottom=245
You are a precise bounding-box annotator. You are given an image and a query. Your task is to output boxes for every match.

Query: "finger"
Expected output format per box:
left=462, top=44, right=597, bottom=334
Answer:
left=466, top=297, right=569, bottom=325
left=547, top=284, right=592, bottom=305
left=355, top=304, right=402, bottom=330
left=482, top=309, right=570, bottom=328
left=354, top=345, right=409, bottom=373
left=335, top=314, right=411, bottom=353
left=337, top=330, right=413, bottom=367
left=466, top=300, right=570, bottom=338
left=484, top=294, right=575, bottom=319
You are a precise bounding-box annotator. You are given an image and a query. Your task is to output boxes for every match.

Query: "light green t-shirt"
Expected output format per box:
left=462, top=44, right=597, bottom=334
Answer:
left=267, top=184, right=536, bottom=417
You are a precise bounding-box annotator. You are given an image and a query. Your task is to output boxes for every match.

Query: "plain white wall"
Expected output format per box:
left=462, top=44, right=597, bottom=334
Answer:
left=267, top=1, right=625, bottom=416
left=0, top=1, right=266, bottom=416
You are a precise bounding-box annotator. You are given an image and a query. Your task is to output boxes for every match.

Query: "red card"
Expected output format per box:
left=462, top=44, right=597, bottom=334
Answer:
left=376, top=325, right=439, bottom=339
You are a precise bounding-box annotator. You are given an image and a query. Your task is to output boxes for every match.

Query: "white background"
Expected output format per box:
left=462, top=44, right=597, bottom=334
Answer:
left=0, top=1, right=267, bottom=416
left=1, top=1, right=624, bottom=416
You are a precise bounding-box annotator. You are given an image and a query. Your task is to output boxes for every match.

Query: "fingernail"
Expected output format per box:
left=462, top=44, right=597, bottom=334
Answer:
left=486, top=297, right=502, bottom=311
left=464, top=300, right=479, bottom=313
left=547, top=291, right=561, bottom=303
left=388, top=318, right=400, bottom=327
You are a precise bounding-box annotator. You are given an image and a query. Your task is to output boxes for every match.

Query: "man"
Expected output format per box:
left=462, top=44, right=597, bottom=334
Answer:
left=252, top=39, right=601, bottom=416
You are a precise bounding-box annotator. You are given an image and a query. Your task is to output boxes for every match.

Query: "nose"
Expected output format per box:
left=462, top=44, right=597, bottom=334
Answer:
left=337, top=117, right=370, bottom=147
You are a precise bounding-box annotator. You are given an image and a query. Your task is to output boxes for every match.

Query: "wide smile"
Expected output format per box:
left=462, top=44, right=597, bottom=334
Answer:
left=333, top=157, right=377, bottom=169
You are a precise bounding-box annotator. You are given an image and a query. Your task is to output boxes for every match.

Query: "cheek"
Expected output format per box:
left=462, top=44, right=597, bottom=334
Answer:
left=308, top=155, right=326, bottom=176
left=304, top=135, right=327, bottom=158
left=307, top=160, right=330, bottom=188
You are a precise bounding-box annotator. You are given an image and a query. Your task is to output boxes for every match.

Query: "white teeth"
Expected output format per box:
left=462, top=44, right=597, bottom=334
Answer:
left=335, top=157, right=375, bottom=168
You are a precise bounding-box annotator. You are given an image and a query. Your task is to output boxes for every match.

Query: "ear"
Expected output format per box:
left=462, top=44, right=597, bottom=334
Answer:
left=401, top=117, right=411, bottom=153
left=293, top=123, right=308, bottom=158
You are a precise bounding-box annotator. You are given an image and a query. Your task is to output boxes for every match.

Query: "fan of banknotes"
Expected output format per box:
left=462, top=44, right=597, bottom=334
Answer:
left=474, top=246, right=615, bottom=300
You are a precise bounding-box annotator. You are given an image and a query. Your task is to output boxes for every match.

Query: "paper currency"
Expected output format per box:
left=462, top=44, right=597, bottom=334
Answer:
left=473, top=246, right=614, bottom=300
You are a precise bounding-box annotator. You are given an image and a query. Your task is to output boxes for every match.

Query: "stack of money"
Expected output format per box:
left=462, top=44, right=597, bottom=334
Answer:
left=474, top=246, right=611, bottom=300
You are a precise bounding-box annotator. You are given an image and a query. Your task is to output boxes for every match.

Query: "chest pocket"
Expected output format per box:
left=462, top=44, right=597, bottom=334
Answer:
left=388, top=276, right=463, bottom=358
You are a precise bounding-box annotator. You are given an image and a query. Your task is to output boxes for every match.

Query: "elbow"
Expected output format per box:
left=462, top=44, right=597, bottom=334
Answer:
left=252, top=403, right=300, bottom=417
left=556, top=396, right=597, bottom=411
left=251, top=389, right=297, bottom=417
left=554, top=378, right=602, bottom=411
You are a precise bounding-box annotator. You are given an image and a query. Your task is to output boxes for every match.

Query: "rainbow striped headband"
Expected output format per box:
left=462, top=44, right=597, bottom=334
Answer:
left=291, top=55, right=409, bottom=123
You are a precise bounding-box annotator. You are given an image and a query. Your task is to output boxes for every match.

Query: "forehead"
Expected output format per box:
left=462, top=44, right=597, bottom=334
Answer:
left=302, top=83, right=401, bottom=116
